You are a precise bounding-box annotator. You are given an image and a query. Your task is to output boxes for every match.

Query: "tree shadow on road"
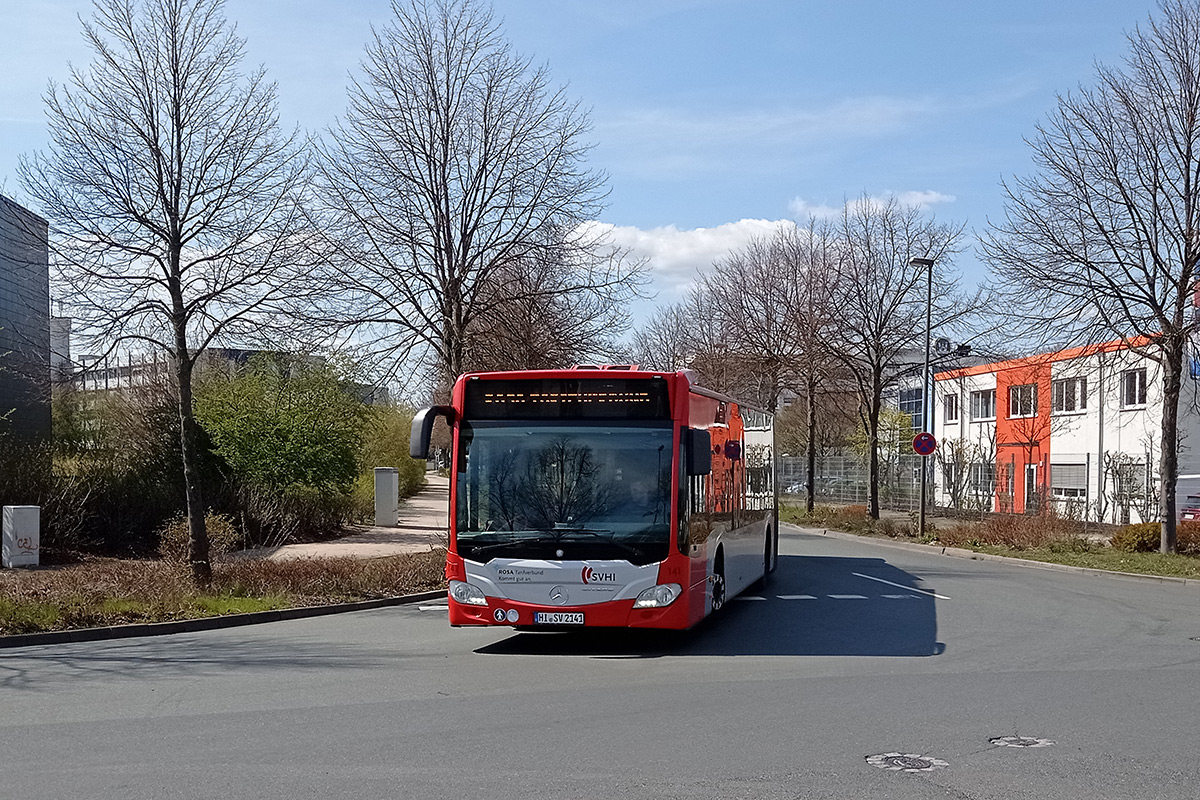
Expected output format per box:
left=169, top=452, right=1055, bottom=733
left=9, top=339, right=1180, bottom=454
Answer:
left=475, top=554, right=945, bottom=658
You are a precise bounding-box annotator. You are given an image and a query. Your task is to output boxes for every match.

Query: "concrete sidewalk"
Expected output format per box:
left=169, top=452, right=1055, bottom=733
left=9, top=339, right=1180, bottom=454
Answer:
left=247, top=473, right=450, bottom=561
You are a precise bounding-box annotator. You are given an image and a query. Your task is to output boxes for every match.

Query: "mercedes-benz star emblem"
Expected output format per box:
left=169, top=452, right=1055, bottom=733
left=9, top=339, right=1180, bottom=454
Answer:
left=548, top=585, right=568, bottom=605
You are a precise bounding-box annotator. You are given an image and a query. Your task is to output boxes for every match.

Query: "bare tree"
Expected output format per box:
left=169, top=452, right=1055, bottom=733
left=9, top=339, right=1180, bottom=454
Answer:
left=18, top=0, right=311, bottom=585
left=698, top=229, right=802, bottom=413
left=829, top=194, right=969, bottom=519
left=631, top=301, right=695, bottom=372
left=464, top=250, right=630, bottom=372
left=313, top=0, right=642, bottom=392
left=982, top=0, right=1200, bottom=552
left=779, top=220, right=842, bottom=512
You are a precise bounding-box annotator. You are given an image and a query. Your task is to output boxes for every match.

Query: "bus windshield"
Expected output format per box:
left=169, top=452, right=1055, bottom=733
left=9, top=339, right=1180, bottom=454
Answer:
left=455, top=421, right=674, bottom=565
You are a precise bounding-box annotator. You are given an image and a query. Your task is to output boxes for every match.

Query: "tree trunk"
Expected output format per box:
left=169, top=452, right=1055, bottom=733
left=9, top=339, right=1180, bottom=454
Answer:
left=1159, top=340, right=1183, bottom=554
left=866, top=384, right=882, bottom=520
left=804, top=370, right=817, bottom=514
left=173, top=323, right=211, bottom=587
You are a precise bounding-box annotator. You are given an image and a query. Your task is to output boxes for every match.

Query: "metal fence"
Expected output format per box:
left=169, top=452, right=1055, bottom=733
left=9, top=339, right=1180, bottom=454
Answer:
left=779, top=453, right=925, bottom=512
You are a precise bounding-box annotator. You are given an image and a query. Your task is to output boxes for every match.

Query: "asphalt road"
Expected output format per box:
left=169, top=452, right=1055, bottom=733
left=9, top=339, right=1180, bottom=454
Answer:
left=3, top=525, right=1200, bottom=799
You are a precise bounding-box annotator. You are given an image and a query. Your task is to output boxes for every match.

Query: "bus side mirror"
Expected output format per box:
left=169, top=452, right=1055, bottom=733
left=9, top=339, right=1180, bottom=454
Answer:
left=686, top=428, right=712, bottom=476
left=409, top=406, right=456, bottom=460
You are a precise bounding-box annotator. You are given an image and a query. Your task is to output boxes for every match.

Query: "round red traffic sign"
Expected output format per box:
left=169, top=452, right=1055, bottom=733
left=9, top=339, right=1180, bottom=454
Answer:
left=912, top=431, right=937, bottom=456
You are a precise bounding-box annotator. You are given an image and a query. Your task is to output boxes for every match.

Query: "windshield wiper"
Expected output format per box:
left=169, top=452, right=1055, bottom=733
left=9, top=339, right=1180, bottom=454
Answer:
left=546, top=527, right=646, bottom=559
left=462, top=528, right=646, bottom=559
left=465, top=534, right=560, bottom=555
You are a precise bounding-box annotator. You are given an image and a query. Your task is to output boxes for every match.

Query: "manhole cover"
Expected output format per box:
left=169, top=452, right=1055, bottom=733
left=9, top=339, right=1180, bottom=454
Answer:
left=866, top=753, right=949, bottom=773
left=989, top=736, right=1054, bottom=748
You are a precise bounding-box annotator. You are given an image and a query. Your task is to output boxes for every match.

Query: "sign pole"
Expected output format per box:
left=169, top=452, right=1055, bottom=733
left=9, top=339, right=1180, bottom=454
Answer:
left=912, top=431, right=938, bottom=538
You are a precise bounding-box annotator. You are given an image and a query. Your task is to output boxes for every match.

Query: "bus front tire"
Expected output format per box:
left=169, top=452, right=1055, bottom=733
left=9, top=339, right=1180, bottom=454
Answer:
left=711, top=561, right=726, bottom=613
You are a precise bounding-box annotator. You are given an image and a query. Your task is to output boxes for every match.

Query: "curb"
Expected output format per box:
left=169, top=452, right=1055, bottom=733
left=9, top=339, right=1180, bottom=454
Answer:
left=0, top=589, right=447, bottom=650
left=781, top=523, right=1200, bottom=588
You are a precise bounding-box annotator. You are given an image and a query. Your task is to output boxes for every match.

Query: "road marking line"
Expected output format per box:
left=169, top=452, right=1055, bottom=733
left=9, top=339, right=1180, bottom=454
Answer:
left=828, top=594, right=867, bottom=599
left=853, top=572, right=950, bottom=600
left=882, top=594, right=919, bottom=599
left=777, top=594, right=818, bottom=600
left=734, top=596, right=766, bottom=601
left=417, top=605, right=449, bottom=611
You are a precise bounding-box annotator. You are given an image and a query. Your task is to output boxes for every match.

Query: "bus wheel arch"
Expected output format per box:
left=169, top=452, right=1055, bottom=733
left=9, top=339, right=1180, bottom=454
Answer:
left=711, top=547, right=726, bottom=613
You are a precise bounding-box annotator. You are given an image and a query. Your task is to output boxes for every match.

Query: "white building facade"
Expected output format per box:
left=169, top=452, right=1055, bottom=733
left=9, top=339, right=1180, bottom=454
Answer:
left=931, top=339, right=1200, bottom=524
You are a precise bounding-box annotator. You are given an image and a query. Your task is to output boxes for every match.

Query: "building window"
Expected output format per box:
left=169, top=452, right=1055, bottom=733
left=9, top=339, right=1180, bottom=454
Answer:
left=898, top=387, right=923, bottom=431
left=969, top=462, right=995, bottom=495
left=943, top=393, right=959, bottom=423
left=1121, top=368, right=1147, bottom=408
left=1052, top=377, right=1087, bottom=414
left=1008, top=383, right=1038, bottom=418
left=1050, top=462, right=1087, bottom=498
left=970, top=389, right=996, bottom=421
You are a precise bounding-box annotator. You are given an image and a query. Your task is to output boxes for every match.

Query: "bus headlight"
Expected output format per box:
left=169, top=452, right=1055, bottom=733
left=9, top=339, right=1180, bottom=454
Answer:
left=633, top=583, right=682, bottom=608
left=449, top=580, right=488, bottom=606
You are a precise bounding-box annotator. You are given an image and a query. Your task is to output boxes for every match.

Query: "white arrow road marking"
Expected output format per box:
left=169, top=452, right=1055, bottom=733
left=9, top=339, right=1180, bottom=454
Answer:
left=853, top=572, right=950, bottom=600
left=777, top=594, right=817, bottom=600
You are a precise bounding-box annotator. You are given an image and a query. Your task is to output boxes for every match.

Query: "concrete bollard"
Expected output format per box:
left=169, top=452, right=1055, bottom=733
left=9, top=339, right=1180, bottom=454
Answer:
left=374, top=467, right=399, bottom=527
left=2, top=505, right=40, bottom=568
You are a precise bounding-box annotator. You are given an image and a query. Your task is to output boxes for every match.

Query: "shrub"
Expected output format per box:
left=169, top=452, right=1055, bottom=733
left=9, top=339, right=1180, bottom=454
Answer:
left=936, top=512, right=1088, bottom=551
left=829, top=505, right=871, bottom=532
left=874, top=518, right=899, bottom=537
left=2, top=383, right=194, bottom=559
left=1176, top=521, right=1200, bottom=555
left=1110, top=522, right=1161, bottom=553
left=195, top=355, right=369, bottom=493
left=354, top=405, right=427, bottom=514
left=159, top=512, right=241, bottom=562
left=234, top=484, right=357, bottom=547
left=194, top=355, right=375, bottom=544
left=872, top=517, right=916, bottom=538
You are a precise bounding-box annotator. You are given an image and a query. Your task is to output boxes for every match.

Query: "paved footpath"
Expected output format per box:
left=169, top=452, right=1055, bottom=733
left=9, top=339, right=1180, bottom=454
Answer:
left=242, top=473, right=449, bottom=561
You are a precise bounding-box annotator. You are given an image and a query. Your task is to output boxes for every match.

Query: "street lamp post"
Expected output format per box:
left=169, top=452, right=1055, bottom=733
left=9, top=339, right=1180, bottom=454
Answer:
left=909, top=256, right=935, bottom=540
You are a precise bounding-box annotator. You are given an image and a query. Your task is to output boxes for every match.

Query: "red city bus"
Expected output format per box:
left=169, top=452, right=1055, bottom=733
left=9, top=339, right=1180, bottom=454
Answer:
left=409, top=365, right=777, bottom=629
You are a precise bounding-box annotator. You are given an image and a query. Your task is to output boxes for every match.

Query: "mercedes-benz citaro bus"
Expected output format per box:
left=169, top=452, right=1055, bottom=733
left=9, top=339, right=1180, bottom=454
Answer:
left=409, top=365, right=777, bottom=630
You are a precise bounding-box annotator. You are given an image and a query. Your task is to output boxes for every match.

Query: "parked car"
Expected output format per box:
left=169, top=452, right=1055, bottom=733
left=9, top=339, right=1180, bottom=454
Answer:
left=1181, top=494, right=1200, bottom=521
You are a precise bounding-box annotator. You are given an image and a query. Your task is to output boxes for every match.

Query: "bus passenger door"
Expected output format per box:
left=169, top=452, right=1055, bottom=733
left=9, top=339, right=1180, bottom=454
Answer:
left=679, top=430, right=713, bottom=624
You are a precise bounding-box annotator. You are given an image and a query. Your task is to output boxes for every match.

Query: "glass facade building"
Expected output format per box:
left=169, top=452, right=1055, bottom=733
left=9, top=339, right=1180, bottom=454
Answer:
left=0, top=194, right=50, bottom=439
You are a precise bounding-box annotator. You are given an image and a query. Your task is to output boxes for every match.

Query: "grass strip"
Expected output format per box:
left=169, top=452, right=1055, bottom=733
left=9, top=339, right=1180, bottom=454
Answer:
left=783, top=503, right=1200, bottom=581
left=0, top=549, right=447, bottom=636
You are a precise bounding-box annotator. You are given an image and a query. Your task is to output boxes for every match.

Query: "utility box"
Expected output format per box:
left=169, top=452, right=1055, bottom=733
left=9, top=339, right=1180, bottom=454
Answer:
left=2, top=505, right=40, bottom=568
left=374, top=467, right=399, bottom=527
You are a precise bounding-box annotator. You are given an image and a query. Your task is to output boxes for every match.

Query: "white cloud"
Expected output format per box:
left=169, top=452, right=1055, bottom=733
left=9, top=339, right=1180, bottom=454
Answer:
left=583, top=192, right=958, bottom=317
left=893, top=190, right=956, bottom=210
left=587, top=218, right=793, bottom=297
left=789, top=190, right=957, bottom=220
left=787, top=197, right=843, bottom=220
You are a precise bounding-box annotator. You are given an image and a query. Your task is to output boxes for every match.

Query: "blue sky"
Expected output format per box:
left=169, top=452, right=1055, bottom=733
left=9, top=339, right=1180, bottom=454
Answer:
left=0, top=0, right=1163, bottom=308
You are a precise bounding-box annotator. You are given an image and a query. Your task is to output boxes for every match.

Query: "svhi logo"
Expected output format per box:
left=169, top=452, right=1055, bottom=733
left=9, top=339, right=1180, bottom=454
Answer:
left=581, top=566, right=617, bottom=584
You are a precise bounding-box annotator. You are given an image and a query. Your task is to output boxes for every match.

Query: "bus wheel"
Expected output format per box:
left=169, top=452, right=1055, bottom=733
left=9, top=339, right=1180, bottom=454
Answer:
left=711, top=557, right=726, bottom=613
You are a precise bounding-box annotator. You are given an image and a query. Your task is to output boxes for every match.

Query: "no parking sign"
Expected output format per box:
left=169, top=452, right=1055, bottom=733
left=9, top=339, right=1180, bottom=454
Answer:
left=912, top=431, right=937, bottom=456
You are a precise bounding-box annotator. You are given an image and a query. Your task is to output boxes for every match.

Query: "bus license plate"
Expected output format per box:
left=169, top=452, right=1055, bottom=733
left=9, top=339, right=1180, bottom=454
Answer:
left=533, top=612, right=584, bottom=625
